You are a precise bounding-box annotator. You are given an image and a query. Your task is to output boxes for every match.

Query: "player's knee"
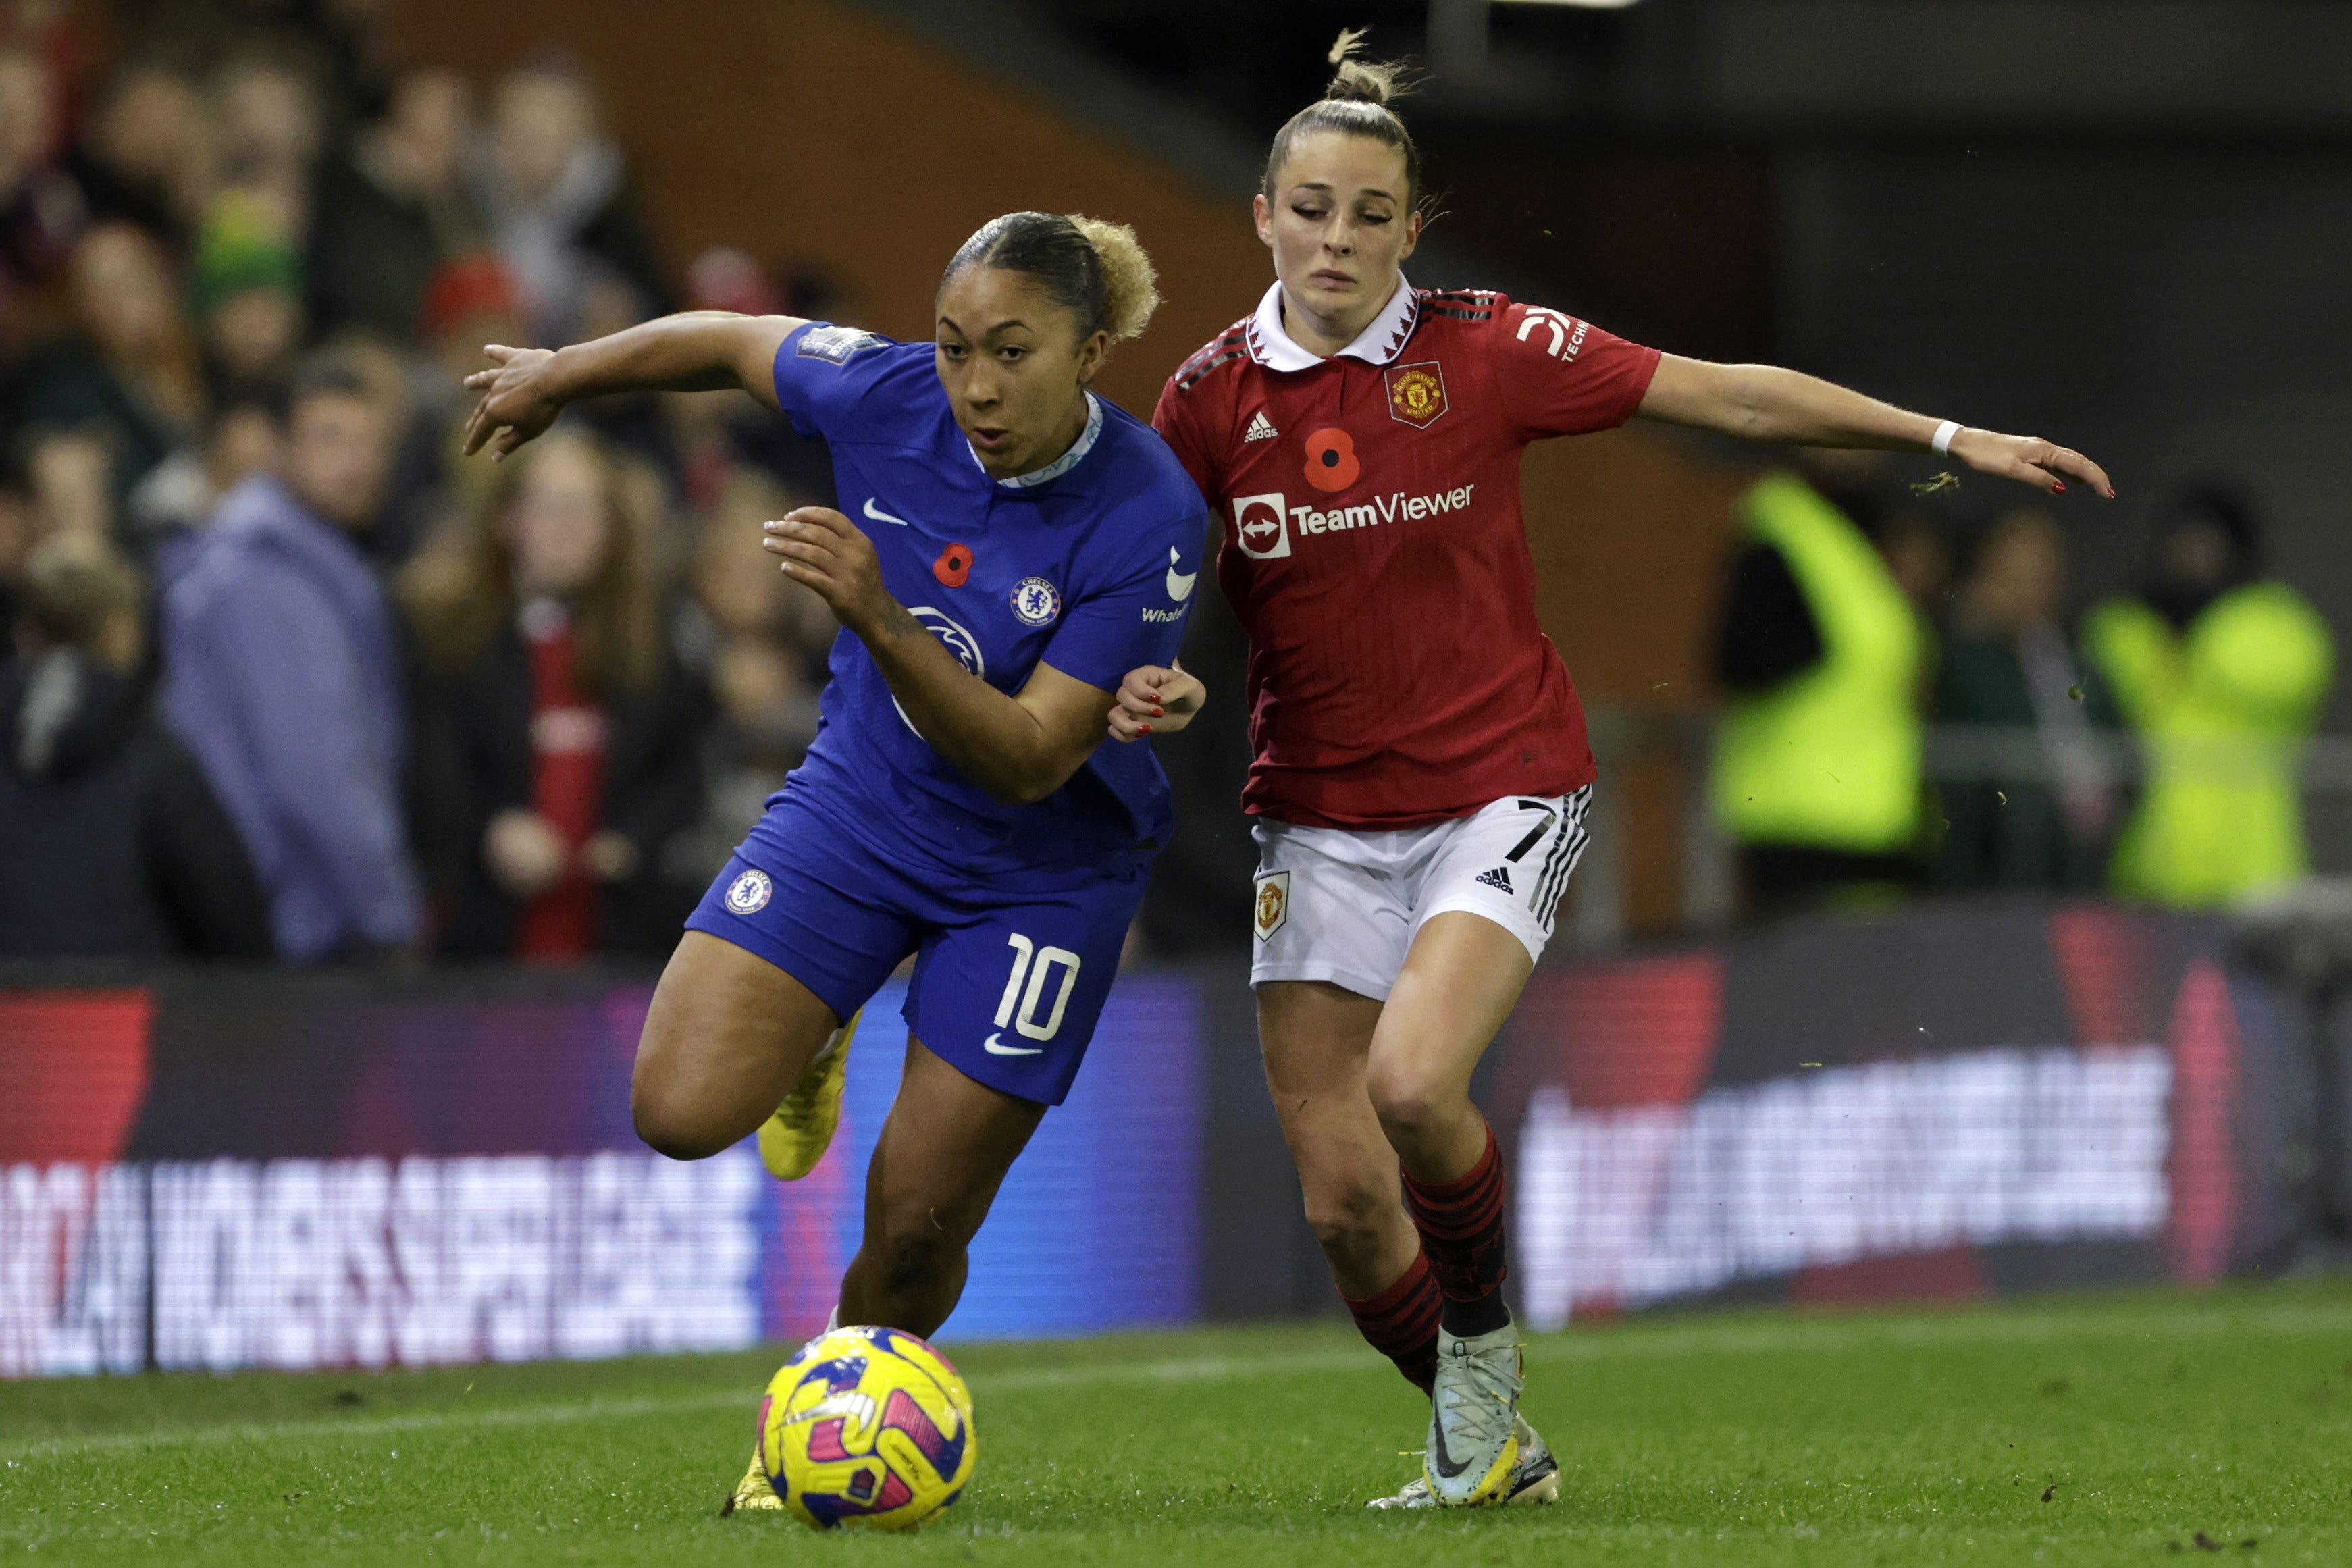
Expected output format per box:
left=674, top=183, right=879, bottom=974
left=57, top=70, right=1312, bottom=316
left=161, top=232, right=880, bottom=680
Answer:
left=631, top=1081, right=733, bottom=1161
left=869, top=1203, right=962, bottom=1291
left=1364, top=1056, right=1454, bottom=1145
left=1301, top=1177, right=1394, bottom=1263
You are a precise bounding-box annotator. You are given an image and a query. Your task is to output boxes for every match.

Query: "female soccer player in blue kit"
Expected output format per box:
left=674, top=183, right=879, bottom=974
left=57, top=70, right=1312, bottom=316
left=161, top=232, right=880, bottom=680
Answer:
left=461, top=214, right=1205, bottom=1353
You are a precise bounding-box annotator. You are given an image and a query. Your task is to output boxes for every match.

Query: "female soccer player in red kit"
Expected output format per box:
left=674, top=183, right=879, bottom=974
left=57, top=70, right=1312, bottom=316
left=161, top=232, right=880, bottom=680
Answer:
left=1118, top=34, right=2113, bottom=1509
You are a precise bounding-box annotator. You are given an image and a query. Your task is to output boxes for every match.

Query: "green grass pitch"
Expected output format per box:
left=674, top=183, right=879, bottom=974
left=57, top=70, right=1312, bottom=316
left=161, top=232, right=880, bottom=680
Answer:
left=5, top=1281, right=2351, bottom=1566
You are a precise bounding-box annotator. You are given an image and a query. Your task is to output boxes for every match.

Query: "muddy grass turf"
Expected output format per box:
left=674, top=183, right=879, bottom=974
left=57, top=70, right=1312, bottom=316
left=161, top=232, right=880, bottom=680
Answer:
left=4, top=1280, right=2350, bottom=1565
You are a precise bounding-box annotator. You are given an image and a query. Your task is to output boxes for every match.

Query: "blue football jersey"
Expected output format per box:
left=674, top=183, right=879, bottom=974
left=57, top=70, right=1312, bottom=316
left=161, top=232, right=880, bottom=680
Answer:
left=741, top=321, right=1207, bottom=891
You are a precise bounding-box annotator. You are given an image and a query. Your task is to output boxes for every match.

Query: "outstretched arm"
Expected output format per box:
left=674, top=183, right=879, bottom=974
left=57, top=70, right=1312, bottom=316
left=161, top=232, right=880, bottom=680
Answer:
left=462, top=311, right=807, bottom=460
left=1636, top=353, right=2114, bottom=498
left=762, top=507, right=1112, bottom=805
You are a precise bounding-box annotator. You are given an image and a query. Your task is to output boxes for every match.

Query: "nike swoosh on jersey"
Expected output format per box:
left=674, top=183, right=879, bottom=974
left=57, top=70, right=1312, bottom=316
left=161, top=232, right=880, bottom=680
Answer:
left=1165, top=546, right=1197, bottom=602
left=983, top=1033, right=1043, bottom=1056
left=862, top=497, right=912, bottom=527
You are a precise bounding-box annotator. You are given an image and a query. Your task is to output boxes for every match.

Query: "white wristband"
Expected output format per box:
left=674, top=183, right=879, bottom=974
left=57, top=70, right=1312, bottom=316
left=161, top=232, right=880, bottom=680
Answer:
left=1930, top=420, right=1962, bottom=456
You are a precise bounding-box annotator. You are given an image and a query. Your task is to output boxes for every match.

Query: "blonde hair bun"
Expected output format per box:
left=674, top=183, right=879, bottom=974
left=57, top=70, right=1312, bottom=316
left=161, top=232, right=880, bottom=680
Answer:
left=1068, top=215, right=1161, bottom=344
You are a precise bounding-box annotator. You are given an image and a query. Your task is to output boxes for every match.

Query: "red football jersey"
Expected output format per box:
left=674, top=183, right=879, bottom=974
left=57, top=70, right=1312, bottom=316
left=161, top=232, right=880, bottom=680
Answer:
left=1151, top=278, right=1661, bottom=829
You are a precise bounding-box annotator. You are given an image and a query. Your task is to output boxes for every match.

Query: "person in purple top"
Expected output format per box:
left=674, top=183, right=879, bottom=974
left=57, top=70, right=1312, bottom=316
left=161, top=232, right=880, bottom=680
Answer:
left=161, top=358, right=422, bottom=962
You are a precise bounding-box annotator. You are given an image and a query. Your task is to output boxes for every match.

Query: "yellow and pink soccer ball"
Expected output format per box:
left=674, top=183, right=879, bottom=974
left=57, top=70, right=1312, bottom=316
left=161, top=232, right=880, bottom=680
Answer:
left=754, top=1324, right=977, bottom=1530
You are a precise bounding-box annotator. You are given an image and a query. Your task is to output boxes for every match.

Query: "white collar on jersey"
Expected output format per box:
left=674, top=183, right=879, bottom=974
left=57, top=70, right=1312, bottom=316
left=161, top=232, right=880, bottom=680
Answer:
left=970, top=391, right=1105, bottom=489
left=1245, top=273, right=1419, bottom=371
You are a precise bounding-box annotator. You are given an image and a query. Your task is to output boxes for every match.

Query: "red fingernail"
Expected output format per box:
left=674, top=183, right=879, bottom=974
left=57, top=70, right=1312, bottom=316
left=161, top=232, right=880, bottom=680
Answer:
left=2053, top=481, right=2066, bottom=493
left=1153, top=707, right=1165, bottom=717
left=1139, top=724, right=1152, bottom=734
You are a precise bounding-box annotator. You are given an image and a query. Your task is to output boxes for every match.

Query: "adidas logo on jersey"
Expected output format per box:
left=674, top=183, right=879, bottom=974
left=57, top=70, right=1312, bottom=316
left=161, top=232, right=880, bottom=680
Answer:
left=1243, top=411, right=1279, bottom=442
left=1475, top=866, right=1513, bottom=894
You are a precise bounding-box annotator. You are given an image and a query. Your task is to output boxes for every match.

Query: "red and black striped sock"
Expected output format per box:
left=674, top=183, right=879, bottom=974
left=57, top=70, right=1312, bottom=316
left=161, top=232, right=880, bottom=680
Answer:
left=1400, top=1122, right=1512, bottom=1338
left=1341, top=1249, right=1442, bottom=1395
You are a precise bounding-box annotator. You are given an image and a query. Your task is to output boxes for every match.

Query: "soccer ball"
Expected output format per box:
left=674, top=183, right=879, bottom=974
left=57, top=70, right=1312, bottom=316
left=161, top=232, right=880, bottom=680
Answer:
left=755, top=1324, right=977, bottom=1530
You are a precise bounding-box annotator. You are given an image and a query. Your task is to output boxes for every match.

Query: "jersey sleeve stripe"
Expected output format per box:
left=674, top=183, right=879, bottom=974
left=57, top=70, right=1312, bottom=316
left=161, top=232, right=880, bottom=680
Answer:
left=1170, top=318, right=1253, bottom=384
left=1174, top=346, right=1250, bottom=391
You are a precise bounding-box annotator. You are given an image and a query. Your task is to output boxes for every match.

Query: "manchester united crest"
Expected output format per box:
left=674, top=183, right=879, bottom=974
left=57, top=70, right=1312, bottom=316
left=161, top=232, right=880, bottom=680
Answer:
left=1385, top=362, right=1448, bottom=428
left=1253, top=870, right=1290, bottom=941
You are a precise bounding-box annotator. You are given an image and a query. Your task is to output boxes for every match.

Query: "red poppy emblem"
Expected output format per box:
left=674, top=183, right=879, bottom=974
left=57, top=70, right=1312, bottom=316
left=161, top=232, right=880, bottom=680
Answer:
left=934, top=543, right=973, bottom=587
left=1303, top=427, right=1359, bottom=493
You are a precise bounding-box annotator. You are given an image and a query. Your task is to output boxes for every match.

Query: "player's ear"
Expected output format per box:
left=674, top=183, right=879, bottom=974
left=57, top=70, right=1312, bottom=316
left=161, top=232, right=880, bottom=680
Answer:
left=1074, top=327, right=1111, bottom=388
left=1252, top=192, right=1274, bottom=249
left=1399, top=208, right=1423, bottom=263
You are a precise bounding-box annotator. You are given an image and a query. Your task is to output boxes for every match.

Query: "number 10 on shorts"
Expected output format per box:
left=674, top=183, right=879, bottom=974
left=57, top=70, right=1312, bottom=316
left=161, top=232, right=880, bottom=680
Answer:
left=995, top=933, right=1081, bottom=1041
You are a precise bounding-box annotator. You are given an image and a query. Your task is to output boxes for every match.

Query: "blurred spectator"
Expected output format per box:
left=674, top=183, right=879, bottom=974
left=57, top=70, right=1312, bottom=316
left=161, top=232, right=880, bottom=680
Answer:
left=25, top=423, right=111, bottom=541
left=416, top=252, right=524, bottom=521
left=324, top=332, right=439, bottom=565
left=467, top=53, right=668, bottom=346
left=1932, top=505, right=2122, bottom=892
left=0, top=529, right=270, bottom=958
left=2086, top=485, right=2336, bottom=910
left=65, top=61, right=213, bottom=248
left=307, top=66, right=483, bottom=342
left=1708, top=456, right=1927, bottom=919
left=159, top=354, right=421, bottom=962
left=401, top=427, right=706, bottom=960
left=679, top=244, right=836, bottom=506
left=21, top=221, right=206, bottom=511
left=191, top=188, right=305, bottom=402
left=0, top=465, right=30, bottom=645
left=672, top=470, right=827, bottom=880
left=1876, top=504, right=1954, bottom=623
left=128, top=393, right=284, bottom=544
left=209, top=46, right=323, bottom=243
left=0, top=47, right=87, bottom=345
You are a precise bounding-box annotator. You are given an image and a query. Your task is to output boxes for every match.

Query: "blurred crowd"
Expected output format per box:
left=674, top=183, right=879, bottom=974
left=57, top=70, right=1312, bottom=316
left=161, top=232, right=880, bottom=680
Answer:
left=0, top=2, right=845, bottom=965
left=0, top=6, right=2332, bottom=968
left=1708, top=456, right=2336, bottom=921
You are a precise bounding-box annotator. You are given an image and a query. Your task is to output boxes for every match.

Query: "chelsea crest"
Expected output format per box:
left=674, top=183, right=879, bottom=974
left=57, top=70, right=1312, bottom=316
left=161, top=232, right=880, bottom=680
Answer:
left=1011, top=577, right=1062, bottom=626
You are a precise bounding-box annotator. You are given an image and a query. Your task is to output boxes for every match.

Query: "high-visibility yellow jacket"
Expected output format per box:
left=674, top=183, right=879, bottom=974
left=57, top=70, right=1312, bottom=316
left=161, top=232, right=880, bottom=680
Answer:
left=2087, top=582, right=2334, bottom=908
left=1710, top=473, right=1925, bottom=853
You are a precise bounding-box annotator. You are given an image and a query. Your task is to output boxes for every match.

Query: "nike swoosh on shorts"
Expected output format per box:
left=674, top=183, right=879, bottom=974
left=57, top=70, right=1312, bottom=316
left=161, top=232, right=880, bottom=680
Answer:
left=862, top=498, right=911, bottom=526
left=983, top=1033, right=1043, bottom=1056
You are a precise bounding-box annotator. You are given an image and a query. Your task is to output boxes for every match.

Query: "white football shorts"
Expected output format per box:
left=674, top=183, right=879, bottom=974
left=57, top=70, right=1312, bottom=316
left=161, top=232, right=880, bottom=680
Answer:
left=1248, top=788, right=1594, bottom=1000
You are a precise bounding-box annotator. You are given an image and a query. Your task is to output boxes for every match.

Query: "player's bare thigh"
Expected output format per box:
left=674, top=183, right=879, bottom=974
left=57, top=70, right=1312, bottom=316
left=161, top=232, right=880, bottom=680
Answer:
left=1363, top=910, right=1536, bottom=1180
left=1257, top=978, right=1420, bottom=1295
left=632, top=930, right=841, bottom=1160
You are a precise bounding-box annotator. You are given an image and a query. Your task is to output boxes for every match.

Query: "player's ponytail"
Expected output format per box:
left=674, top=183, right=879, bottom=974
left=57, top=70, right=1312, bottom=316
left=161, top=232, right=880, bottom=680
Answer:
left=1261, top=29, right=1423, bottom=211
left=941, top=211, right=1161, bottom=348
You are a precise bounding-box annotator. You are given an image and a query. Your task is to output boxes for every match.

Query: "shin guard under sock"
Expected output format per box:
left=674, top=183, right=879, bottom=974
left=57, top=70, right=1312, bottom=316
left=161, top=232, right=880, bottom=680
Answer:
left=1342, top=1249, right=1443, bottom=1394
left=1400, top=1122, right=1511, bottom=1338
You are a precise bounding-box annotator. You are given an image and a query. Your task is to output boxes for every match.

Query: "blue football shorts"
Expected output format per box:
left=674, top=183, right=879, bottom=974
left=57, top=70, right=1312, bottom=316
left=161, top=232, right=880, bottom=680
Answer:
left=683, top=801, right=1149, bottom=1107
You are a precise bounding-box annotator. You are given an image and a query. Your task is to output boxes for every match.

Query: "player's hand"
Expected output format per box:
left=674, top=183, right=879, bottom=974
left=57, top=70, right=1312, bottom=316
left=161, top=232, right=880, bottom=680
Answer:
left=762, top=507, right=894, bottom=636
left=1108, top=664, right=1205, bottom=743
left=484, top=807, right=568, bottom=900
left=462, top=345, right=565, bottom=461
left=1946, top=427, right=2115, bottom=499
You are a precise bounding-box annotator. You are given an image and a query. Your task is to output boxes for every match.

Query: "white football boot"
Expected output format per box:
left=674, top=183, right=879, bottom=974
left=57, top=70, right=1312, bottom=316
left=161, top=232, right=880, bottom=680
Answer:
left=1367, top=1414, right=1559, bottom=1510
left=1421, top=1321, right=1525, bottom=1505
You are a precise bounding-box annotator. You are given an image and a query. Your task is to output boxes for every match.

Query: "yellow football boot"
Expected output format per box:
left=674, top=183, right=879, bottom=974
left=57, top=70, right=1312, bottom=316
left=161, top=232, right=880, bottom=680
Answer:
left=757, top=1010, right=860, bottom=1181
left=722, top=1447, right=782, bottom=1515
